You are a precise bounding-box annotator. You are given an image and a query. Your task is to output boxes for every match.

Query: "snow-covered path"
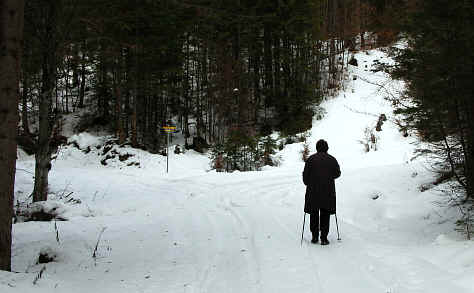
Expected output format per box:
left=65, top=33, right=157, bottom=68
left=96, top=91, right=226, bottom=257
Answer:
left=4, top=49, right=474, bottom=292
left=10, top=165, right=472, bottom=293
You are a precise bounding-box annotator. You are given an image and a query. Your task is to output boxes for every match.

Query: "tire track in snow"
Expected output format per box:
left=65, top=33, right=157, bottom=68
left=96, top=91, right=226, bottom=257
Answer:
left=164, top=181, right=227, bottom=293
left=216, top=191, right=263, bottom=292
left=174, top=178, right=264, bottom=293
left=188, top=174, right=301, bottom=292
left=193, top=210, right=221, bottom=293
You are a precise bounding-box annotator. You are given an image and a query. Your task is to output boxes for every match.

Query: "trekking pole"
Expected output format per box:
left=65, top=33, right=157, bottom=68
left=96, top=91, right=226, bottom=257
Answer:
left=301, top=213, right=306, bottom=246
left=335, top=214, right=341, bottom=241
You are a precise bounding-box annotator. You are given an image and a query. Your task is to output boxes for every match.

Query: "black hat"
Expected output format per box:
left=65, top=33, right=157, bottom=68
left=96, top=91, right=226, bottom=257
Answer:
left=316, top=139, right=329, bottom=153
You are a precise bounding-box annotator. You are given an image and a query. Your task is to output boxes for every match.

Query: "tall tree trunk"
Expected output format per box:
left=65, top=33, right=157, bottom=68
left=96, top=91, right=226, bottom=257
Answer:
left=98, top=46, right=109, bottom=119
left=114, top=75, right=125, bottom=144
left=131, top=97, right=138, bottom=147
left=21, top=75, right=30, bottom=136
left=273, top=32, right=281, bottom=104
left=113, top=51, right=125, bottom=144
left=0, top=0, right=24, bottom=272
left=33, top=0, right=59, bottom=203
left=263, top=23, right=273, bottom=115
left=64, top=63, right=70, bottom=113
left=251, top=28, right=261, bottom=126
left=123, top=48, right=132, bottom=140
left=78, top=41, right=86, bottom=108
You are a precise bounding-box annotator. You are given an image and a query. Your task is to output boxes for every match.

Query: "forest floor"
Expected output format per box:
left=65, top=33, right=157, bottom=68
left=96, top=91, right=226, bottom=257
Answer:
left=3, top=48, right=474, bottom=293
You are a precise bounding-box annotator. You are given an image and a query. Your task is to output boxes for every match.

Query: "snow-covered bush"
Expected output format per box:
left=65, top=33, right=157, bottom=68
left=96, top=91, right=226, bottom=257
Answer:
left=15, top=201, right=68, bottom=222
left=67, top=132, right=104, bottom=150
left=359, top=126, right=378, bottom=152
left=209, top=133, right=278, bottom=172
left=38, top=247, right=58, bottom=264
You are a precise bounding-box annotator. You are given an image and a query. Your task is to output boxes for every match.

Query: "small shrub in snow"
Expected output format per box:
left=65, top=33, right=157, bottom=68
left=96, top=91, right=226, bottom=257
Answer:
left=313, top=106, right=326, bottom=121
left=418, top=184, right=431, bottom=192
left=394, top=118, right=409, bottom=137
left=118, top=153, right=134, bottom=161
left=455, top=203, right=474, bottom=240
left=375, top=113, right=387, bottom=132
left=285, top=136, right=295, bottom=145
left=16, top=201, right=68, bottom=222
left=296, top=131, right=310, bottom=143
left=348, top=56, right=358, bottom=67
left=433, top=171, right=453, bottom=186
left=102, top=145, right=113, bottom=155
left=278, top=141, right=284, bottom=151
left=272, top=155, right=282, bottom=167
left=160, top=148, right=167, bottom=156
left=419, top=172, right=453, bottom=192
left=191, top=136, right=209, bottom=153
left=359, top=127, right=378, bottom=152
left=210, top=144, right=225, bottom=172
left=174, top=145, right=182, bottom=154
left=33, top=266, right=46, bottom=285
left=37, top=247, right=57, bottom=264
left=101, top=154, right=114, bottom=166
left=214, top=154, right=225, bottom=172
left=301, top=141, right=310, bottom=162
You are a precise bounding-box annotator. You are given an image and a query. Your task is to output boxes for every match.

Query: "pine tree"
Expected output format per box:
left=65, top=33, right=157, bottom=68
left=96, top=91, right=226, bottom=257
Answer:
left=390, top=0, right=474, bottom=200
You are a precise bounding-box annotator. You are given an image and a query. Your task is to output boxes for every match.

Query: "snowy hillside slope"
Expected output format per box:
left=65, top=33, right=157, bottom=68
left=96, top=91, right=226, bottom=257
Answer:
left=3, top=48, right=474, bottom=293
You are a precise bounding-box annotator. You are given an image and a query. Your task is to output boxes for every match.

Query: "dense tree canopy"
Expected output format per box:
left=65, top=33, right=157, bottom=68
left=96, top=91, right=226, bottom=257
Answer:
left=21, top=0, right=392, bottom=153
left=389, top=0, right=473, bottom=207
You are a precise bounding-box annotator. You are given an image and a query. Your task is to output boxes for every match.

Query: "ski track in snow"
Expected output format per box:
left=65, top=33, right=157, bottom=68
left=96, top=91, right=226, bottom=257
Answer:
left=5, top=48, right=474, bottom=293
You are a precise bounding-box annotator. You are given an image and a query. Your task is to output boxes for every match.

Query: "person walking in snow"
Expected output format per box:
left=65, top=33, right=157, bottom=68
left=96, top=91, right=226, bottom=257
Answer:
left=303, top=139, right=341, bottom=245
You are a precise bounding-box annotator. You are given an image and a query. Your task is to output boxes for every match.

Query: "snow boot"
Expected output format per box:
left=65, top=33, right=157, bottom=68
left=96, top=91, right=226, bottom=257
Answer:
left=320, top=238, right=330, bottom=246
left=311, top=234, right=319, bottom=244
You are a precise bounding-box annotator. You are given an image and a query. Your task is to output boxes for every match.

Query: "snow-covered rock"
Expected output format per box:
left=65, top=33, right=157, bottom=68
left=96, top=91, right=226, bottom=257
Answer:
left=67, top=132, right=104, bottom=150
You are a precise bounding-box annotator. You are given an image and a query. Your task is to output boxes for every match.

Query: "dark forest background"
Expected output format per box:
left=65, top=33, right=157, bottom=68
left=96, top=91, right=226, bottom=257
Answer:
left=19, top=0, right=404, bottom=199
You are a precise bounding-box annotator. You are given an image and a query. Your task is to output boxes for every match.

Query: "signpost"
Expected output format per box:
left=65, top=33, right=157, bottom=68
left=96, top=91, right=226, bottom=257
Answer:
left=162, top=125, right=176, bottom=173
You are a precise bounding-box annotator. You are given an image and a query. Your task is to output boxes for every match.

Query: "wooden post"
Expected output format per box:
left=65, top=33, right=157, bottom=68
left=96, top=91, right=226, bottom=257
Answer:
left=167, top=132, right=169, bottom=173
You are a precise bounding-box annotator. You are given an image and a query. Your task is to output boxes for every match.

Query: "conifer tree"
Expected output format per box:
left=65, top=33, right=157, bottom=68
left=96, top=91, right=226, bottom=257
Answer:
left=390, top=0, right=473, bottom=200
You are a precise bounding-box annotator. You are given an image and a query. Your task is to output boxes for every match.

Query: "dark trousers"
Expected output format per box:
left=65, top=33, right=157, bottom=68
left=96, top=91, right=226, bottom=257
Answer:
left=310, top=209, right=330, bottom=240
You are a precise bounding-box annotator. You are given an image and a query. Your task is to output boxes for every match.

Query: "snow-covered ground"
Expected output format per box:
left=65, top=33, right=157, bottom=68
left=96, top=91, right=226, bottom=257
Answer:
left=3, top=48, right=474, bottom=293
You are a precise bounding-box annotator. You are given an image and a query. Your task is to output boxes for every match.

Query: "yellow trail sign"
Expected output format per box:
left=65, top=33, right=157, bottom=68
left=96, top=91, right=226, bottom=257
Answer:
left=162, top=126, right=176, bottom=133
left=161, top=125, right=177, bottom=173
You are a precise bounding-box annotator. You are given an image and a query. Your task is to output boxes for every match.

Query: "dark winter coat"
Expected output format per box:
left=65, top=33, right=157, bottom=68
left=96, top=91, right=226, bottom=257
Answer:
left=303, top=152, right=341, bottom=214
